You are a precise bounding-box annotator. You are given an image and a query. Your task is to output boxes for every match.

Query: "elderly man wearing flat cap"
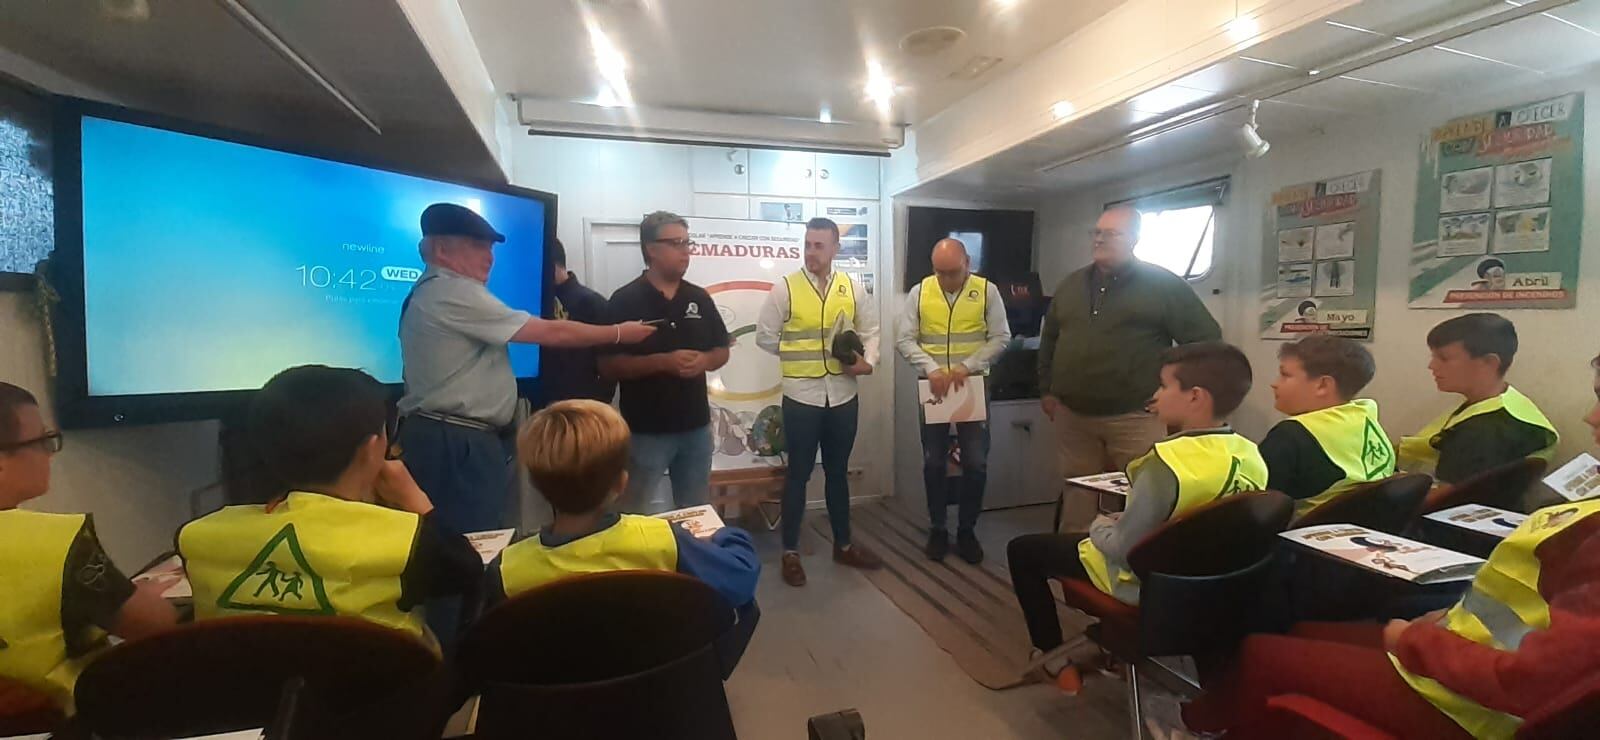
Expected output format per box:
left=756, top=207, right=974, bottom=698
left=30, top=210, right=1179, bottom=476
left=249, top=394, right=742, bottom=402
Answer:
left=398, top=203, right=655, bottom=537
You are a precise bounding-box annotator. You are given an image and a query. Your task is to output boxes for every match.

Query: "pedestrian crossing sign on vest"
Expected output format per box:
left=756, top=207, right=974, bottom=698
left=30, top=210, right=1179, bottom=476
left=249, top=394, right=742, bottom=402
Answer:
left=1220, top=457, right=1262, bottom=495
left=216, top=523, right=334, bottom=616
left=1361, top=418, right=1394, bottom=478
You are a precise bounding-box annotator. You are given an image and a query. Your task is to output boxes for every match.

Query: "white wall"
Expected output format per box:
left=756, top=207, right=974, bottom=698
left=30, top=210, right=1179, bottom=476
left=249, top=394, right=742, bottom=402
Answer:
left=509, top=134, right=897, bottom=507
left=1035, top=69, right=1600, bottom=467
left=1, top=292, right=217, bottom=567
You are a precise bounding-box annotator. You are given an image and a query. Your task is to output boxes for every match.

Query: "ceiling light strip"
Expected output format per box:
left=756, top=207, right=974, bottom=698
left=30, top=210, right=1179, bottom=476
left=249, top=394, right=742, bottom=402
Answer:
left=1038, top=0, right=1577, bottom=175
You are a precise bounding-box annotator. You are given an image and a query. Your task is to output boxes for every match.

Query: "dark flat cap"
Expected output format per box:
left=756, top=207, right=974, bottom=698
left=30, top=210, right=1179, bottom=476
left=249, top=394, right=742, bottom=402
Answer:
left=421, top=202, right=505, bottom=243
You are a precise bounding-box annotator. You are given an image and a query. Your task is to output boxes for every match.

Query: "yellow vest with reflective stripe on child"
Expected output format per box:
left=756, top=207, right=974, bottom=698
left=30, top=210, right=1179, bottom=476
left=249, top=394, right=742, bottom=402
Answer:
left=1079, top=432, right=1267, bottom=603
left=1390, top=498, right=1600, bottom=739
left=779, top=270, right=857, bottom=378
left=0, top=510, right=96, bottom=709
left=179, top=491, right=424, bottom=638
left=498, top=514, right=679, bottom=597
left=1398, top=386, right=1558, bottom=472
left=1291, top=399, right=1397, bottom=516
left=917, top=275, right=990, bottom=375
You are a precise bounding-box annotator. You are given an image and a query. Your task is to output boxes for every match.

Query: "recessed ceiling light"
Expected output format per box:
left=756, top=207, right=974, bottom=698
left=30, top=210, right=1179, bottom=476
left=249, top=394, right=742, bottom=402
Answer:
left=865, top=60, right=897, bottom=114
left=819, top=107, right=833, bottom=124
left=586, top=22, right=633, bottom=106
left=1227, top=15, right=1259, bottom=42
left=899, top=26, right=966, bottom=57
left=1050, top=100, right=1075, bottom=120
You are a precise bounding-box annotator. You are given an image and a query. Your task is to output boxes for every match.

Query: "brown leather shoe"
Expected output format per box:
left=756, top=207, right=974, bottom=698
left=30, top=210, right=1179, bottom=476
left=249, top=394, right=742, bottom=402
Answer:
left=781, top=552, right=807, bottom=587
left=832, top=543, right=883, bottom=570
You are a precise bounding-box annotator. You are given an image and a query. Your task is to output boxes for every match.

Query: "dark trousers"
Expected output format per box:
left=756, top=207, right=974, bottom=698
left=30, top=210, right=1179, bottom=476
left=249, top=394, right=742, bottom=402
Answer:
left=399, top=416, right=515, bottom=649
left=920, top=418, right=990, bottom=535
left=1006, top=532, right=1090, bottom=651
left=780, top=397, right=858, bottom=550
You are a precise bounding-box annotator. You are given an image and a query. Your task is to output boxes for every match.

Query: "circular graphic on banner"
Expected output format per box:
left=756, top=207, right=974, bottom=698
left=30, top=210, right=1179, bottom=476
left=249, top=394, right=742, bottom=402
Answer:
left=705, top=280, right=782, bottom=402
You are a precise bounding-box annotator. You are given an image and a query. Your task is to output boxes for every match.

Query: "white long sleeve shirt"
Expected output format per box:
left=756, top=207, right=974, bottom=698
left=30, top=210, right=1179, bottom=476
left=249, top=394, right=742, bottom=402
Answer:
left=755, top=269, right=880, bottom=408
left=894, top=279, right=1011, bottom=378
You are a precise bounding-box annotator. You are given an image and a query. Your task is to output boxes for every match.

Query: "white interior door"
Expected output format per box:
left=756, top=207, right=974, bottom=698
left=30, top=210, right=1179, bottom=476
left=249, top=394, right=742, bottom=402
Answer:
left=583, top=219, right=645, bottom=297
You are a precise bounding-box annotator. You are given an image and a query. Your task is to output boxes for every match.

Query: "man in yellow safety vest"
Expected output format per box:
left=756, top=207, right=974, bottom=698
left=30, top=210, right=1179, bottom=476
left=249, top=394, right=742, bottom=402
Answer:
left=895, top=238, right=1010, bottom=563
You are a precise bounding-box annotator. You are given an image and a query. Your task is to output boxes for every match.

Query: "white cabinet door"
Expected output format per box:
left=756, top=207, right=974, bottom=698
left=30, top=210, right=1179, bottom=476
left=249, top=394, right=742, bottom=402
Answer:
left=748, top=149, right=816, bottom=197
left=752, top=198, right=815, bottom=224
left=691, top=147, right=749, bottom=194
left=692, top=194, right=750, bottom=220
left=814, top=153, right=880, bottom=200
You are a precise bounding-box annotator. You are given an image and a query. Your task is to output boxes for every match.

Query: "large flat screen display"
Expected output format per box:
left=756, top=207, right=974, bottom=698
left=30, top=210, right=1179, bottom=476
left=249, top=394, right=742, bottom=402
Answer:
left=53, top=104, right=552, bottom=426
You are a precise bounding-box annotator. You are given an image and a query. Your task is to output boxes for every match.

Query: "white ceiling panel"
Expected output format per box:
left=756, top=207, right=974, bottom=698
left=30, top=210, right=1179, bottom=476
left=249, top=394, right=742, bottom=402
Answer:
left=1325, top=0, right=1503, bottom=36
left=1273, top=75, right=1432, bottom=115
left=1349, top=46, right=1507, bottom=91
left=1443, top=13, right=1600, bottom=74
left=1175, top=57, right=1303, bottom=93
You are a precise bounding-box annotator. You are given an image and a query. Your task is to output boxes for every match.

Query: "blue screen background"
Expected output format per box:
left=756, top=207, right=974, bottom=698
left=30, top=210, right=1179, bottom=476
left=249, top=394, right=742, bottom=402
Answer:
left=79, top=116, right=544, bottom=396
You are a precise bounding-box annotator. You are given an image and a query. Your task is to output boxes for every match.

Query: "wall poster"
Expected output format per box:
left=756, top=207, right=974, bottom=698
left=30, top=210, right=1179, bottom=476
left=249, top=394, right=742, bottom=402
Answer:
left=1409, top=93, right=1584, bottom=309
left=1260, top=169, right=1381, bottom=341
left=683, top=217, right=805, bottom=470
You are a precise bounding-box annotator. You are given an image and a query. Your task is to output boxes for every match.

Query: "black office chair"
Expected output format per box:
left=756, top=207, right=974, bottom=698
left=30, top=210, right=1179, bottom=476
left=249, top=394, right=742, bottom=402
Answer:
left=1292, top=473, right=1433, bottom=532
left=458, top=570, right=736, bottom=740
left=1421, top=457, right=1548, bottom=514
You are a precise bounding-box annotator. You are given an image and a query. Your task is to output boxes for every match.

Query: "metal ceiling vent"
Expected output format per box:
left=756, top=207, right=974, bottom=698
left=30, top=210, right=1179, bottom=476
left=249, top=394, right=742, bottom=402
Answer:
left=899, top=26, right=965, bottom=57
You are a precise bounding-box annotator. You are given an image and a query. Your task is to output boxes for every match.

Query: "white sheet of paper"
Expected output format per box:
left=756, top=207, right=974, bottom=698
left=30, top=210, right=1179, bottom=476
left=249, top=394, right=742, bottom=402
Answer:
left=1544, top=452, right=1600, bottom=501
left=655, top=505, right=726, bottom=539
left=132, top=554, right=192, bottom=600
left=464, top=528, right=516, bottom=564
left=919, top=376, right=987, bottom=424
left=1067, top=472, right=1131, bottom=496
left=1424, top=504, right=1525, bottom=538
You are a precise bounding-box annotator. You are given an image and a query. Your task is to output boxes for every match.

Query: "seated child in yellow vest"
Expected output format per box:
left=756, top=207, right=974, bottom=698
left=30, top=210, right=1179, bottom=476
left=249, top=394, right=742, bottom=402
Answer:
left=487, top=400, right=761, bottom=674
left=1262, top=335, right=1396, bottom=518
left=1006, top=342, right=1266, bottom=690
left=0, top=382, right=177, bottom=710
left=178, top=366, right=481, bottom=646
left=1398, top=314, right=1558, bottom=485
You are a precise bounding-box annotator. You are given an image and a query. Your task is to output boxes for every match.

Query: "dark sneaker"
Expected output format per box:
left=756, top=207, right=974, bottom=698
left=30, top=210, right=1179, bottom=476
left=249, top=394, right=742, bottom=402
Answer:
left=956, top=531, right=985, bottom=564
left=925, top=530, right=950, bottom=561
left=781, top=552, right=807, bottom=587
left=832, top=543, right=883, bottom=570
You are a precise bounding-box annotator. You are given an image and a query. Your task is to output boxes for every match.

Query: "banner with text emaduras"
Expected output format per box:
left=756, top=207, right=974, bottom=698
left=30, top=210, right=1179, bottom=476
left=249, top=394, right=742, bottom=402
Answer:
left=684, top=217, right=805, bottom=471
left=1410, top=93, right=1585, bottom=309
left=1260, top=169, right=1381, bottom=341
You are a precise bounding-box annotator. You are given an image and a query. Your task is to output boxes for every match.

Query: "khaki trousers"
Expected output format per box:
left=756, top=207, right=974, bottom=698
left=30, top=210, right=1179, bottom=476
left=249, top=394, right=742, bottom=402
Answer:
left=1051, top=405, right=1166, bottom=531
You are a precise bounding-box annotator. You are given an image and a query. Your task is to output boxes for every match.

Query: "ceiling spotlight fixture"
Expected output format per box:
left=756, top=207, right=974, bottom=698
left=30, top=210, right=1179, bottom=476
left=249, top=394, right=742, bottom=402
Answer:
left=1050, top=100, right=1075, bottom=120
left=1227, top=15, right=1259, bottom=42
left=864, top=60, right=897, bottom=115
left=819, top=106, right=833, bottom=124
left=1238, top=99, right=1271, bottom=158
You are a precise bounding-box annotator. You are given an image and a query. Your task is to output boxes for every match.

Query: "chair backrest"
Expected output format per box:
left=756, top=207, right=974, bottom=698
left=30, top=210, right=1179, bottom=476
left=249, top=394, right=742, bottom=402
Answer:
left=1292, top=474, right=1432, bottom=532
left=73, top=615, right=441, bottom=740
left=1422, top=457, right=1548, bottom=514
left=1139, top=553, right=1280, bottom=660
left=458, top=570, right=732, bottom=689
left=1518, top=672, right=1600, bottom=739
left=473, top=643, right=735, bottom=740
left=1127, top=491, right=1295, bottom=578
left=0, top=677, right=61, bottom=736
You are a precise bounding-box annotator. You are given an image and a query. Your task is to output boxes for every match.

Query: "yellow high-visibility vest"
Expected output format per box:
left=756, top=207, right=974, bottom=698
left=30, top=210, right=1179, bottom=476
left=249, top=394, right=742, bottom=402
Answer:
left=0, top=510, right=96, bottom=709
left=179, top=491, right=424, bottom=639
left=1079, top=432, right=1266, bottom=603
left=1390, top=498, right=1600, bottom=739
left=917, top=275, right=990, bottom=375
left=498, top=514, right=679, bottom=597
left=1398, top=386, right=1558, bottom=472
left=779, top=270, right=856, bottom=378
left=1291, top=399, right=1396, bottom=516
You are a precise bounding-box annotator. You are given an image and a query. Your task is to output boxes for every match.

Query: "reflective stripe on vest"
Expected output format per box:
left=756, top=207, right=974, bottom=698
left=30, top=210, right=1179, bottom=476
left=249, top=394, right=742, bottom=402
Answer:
left=498, top=515, right=679, bottom=596
left=1079, top=432, right=1267, bottom=604
left=779, top=270, right=856, bottom=378
left=179, top=492, right=424, bottom=639
left=0, top=510, right=92, bottom=709
left=1391, top=499, right=1600, bottom=738
left=1398, top=386, right=1558, bottom=472
left=916, top=275, right=990, bottom=373
left=1292, top=399, right=1397, bottom=516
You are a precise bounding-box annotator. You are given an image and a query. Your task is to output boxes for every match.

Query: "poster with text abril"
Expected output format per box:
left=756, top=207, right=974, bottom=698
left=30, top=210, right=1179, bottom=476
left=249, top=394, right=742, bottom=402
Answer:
left=684, top=217, right=805, bottom=471
left=1260, top=169, right=1381, bottom=341
left=1410, top=93, right=1584, bottom=309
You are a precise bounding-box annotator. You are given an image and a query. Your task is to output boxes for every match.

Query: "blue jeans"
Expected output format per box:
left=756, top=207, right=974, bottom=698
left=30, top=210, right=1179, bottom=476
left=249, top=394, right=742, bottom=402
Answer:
left=920, top=415, right=990, bottom=535
left=623, top=425, right=714, bottom=513
left=781, top=397, right=858, bottom=550
left=399, top=416, right=516, bottom=535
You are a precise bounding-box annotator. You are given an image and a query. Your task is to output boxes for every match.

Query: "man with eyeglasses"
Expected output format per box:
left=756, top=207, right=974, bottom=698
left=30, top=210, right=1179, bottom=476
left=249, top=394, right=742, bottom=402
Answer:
left=1037, top=205, right=1221, bottom=532
left=599, top=211, right=730, bottom=513
left=0, top=382, right=177, bottom=709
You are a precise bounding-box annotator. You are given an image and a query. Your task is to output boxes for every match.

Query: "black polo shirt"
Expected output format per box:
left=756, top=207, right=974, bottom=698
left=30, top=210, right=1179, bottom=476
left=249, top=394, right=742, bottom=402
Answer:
left=601, top=274, right=729, bottom=434
left=1433, top=408, right=1553, bottom=485
left=1259, top=420, right=1347, bottom=504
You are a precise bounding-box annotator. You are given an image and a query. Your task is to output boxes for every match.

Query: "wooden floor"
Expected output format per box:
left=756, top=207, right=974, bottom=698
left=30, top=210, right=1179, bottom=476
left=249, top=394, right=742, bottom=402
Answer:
left=724, top=503, right=1162, bottom=740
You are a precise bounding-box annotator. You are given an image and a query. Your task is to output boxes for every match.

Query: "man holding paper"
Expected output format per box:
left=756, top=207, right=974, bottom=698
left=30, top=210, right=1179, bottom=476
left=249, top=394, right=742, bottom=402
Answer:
left=897, top=238, right=1010, bottom=563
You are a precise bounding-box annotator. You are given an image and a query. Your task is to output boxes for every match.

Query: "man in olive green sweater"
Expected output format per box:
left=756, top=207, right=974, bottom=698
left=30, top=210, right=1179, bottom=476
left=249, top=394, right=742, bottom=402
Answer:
left=1038, top=205, right=1222, bottom=529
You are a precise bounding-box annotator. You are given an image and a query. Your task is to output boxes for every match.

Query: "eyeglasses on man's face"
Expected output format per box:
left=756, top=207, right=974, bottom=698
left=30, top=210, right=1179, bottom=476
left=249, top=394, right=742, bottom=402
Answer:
left=651, top=237, right=697, bottom=250
left=0, top=430, right=64, bottom=455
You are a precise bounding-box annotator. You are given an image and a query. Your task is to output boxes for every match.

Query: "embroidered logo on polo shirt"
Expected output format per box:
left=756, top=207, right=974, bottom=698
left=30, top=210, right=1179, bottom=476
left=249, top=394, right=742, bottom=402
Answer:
left=685, top=302, right=701, bottom=319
